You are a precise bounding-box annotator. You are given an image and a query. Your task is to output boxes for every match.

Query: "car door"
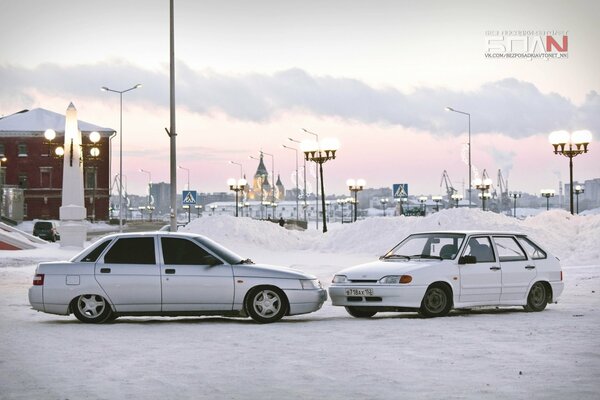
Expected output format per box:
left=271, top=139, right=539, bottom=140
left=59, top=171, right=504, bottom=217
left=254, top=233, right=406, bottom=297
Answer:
left=458, top=236, right=502, bottom=304
left=159, top=236, right=235, bottom=312
left=493, top=236, right=536, bottom=302
left=94, top=236, right=162, bottom=312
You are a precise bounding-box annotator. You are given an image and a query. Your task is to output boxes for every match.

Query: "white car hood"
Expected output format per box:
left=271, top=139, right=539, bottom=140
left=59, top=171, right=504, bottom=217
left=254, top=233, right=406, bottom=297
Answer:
left=233, top=263, right=315, bottom=280
left=337, top=259, right=441, bottom=280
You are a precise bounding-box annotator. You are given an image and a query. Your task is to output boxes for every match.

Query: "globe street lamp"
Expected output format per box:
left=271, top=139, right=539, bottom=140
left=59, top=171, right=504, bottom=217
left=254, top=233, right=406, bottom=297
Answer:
left=101, top=83, right=142, bottom=232
left=478, top=192, right=492, bottom=210
left=432, top=195, right=443, bottom=212
left=419, top=196, right=428, bottom=216
left=451, top=193, right=463, bottom=208
left=301, top=138, right=339, bottom=233
left=549, top=130, right=592, bottom=215
left=509, top=192, right=521, bottom=218
left=473, top=178, right=492, bottom=211
left=228, top=178, right=247, bottom=217
left=446, top=107, right=472, bottom=208
left=347, top=179, right=365, bottom=222
left=380, top=198, right=389, bottom=216
left=541, top=189, right=555, bottom=211
left=574, top=185, right=584, bottom=214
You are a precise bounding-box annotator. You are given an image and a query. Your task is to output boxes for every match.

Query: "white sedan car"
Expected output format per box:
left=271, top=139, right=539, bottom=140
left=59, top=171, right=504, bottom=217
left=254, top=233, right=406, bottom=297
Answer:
left=329, top=231, right=564, bottom=318
left=29, top=232, right=326, bottom=324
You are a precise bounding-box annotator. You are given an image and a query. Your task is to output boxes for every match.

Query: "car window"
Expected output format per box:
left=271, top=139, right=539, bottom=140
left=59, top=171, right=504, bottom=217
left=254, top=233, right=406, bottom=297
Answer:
left=161, top=237, right=222, bottom=266
left=464, top=236, right=495, bottom=263
left=81, top=239, right=112, bottom=262
left=517, top=237, right=547, bottom=260
left=493, top=236, right=527, bottom=262
left=383, top=233, right=465, bottom=260
left=34, top=222, right=52, bottom=230
left=104, top=237, right=156, bottom=265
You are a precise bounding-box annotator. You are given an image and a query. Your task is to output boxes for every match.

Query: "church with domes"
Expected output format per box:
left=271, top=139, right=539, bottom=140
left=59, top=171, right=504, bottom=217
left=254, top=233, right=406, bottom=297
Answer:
left=246, top=151, right=285, bottom=202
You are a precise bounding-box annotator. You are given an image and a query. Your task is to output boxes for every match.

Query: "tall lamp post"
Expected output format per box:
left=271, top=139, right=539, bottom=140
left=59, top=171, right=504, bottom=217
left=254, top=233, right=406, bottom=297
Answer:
left=473, top=178, right=492, bottom=211
left=101, top=83, right=141, bottom=232
left=574, top=185, right=584, bottom=214
left=178, top=165, right=190, bottom=189
left=446, top=107, right=472, bottom=208
left=139, top=169, right=152, bottom=220
left=302, top=129, right=320, bottom=229
left=509, top=192, right=521, bottom=218
left=301, top=138, right=339, bottom=233
left=432, top=195, right=443, bottom=212
left=541, top=189, right=555, bottom=211
left=549, top=130, right=592, bottom=215
left=289, top=138, right=308, bottom=222
left=347, top=179, right=365, bottom=222
left=228, top=178, right=247, bottom=217
left=451, top=193, right=463, bottom=208
left=283, top=144, right=300, bottom=221
left=262, top=151, right=275, bottom=203
left=229, top=161, right=243, bottom=178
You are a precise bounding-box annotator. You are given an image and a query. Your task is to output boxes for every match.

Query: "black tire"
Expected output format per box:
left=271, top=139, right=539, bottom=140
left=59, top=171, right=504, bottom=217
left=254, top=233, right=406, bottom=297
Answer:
left=72, top=294, right=113, bottom=323
left=245, top=287, right=288, bottom=323
left=524, top=282, right=548, bottom=312
left=419, top=285, right=452, bottom=318
left=345, top=306, right=377, bottom=318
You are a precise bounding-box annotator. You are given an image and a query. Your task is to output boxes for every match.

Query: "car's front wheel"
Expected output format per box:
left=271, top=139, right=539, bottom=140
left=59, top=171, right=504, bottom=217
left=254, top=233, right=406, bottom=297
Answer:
left=72, top=294, right=113, bottom=323
left=345, top=306, right=377, bottom=318
left=524, top=282, right=548, bottom=312
left=245, top=287, right=288, bottom=323
left=419, top=285, right=452, bottom=317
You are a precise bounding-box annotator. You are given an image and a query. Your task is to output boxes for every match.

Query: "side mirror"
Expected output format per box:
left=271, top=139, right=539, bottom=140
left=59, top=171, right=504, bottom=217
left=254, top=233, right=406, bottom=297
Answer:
left=458, top=255, right=477, bottom=265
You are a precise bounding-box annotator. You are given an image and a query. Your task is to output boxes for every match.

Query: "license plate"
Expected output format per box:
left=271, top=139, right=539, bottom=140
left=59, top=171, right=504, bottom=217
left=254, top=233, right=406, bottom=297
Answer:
left=345, top=288, right=374, bottom=296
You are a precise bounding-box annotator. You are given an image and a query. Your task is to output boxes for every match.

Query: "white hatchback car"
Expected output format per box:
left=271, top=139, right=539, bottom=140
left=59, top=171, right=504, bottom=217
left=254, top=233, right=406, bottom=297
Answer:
left=329, top=231, right=564, bottom=318
left=29, top=232, right=326, bottom=324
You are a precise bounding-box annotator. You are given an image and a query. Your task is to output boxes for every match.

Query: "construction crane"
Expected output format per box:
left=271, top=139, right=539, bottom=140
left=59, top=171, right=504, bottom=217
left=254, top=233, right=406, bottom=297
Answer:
left=440, top=170, right=458, bottom=202
left=496, top=169, right=510, bottom=213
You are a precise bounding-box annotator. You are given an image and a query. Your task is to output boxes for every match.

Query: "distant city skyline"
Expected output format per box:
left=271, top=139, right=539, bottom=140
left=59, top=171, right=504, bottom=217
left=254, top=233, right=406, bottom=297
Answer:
left=1, top=0, right=599, bottom=197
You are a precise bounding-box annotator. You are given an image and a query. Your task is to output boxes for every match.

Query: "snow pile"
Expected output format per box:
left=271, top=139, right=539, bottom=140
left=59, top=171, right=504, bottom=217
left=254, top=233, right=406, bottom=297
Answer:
left=182, top=209, right=600, bottom=266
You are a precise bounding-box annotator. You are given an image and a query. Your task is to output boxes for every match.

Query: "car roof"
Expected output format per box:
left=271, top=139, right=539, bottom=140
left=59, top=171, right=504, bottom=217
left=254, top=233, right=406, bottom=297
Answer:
left=98, top=231, right=205, bottom=240
left=410, top=230, right=527, bottom=236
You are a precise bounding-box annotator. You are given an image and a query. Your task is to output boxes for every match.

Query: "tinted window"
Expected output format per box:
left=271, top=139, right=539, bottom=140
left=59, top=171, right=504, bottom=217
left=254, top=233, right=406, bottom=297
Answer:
left=34, top=222, right=52, bottom=230
left=81, top=240, right=112, bottom=262
left=464, top=237, right=495, bottom=263
left=104, top=237, right=156, bottom=264
left=162, top=238, right=222, bottom=266
left=493, top=236, right=527, bottom=262
left=517, top=237, right=547, bottom=260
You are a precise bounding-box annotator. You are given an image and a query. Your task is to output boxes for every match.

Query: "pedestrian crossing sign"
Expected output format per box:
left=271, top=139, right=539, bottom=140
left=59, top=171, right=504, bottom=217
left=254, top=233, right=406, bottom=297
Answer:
left=393, top=184, right=408, bottom=198
left=182, top=190, right=197, bottom=205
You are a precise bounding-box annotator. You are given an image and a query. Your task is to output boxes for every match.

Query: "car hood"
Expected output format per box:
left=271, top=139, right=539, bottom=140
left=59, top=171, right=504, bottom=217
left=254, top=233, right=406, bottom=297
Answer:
left=233, top=263, right=316, bottom=280
left=336, top=259, right=442, bottom=280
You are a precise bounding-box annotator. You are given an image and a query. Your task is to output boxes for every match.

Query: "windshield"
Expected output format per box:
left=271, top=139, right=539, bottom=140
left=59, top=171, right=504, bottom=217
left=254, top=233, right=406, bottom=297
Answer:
left=383, top=233, right=465, bottom=260
left=192, top=236, right=245, bottom=265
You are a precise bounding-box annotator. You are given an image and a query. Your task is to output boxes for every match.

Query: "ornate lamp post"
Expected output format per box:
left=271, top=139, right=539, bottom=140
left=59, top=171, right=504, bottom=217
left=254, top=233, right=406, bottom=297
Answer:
left=347, top=179, right=365, bottom=222
left=541, top=189, right=555, bottom=211
left=574, top=185, right=584, bottom=214
left=419, top=196, right=428, bottom=216
left=228, top=178, right=247, bottom=217
left=549, top=130, right=592, bottom=215
left=451, top=193, right=463, bottom=208
left=473, top=178, right=492, bottom=211
left=432, top=195, right=443, bottom=212
left=301, top=138, right=339, bottom=233
left=509, top=192, right=521, bottom=218
left=380, top=198, right=389, bottom=216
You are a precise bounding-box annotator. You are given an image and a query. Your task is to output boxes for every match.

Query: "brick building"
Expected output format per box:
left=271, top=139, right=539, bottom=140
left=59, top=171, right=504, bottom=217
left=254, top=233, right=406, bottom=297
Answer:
left=0, top=108, right=114, bottom=221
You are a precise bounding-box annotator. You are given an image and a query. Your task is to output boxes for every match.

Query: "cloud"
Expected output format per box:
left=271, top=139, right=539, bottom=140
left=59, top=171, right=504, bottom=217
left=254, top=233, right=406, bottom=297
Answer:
left=0, top=62, right=597, bottom=137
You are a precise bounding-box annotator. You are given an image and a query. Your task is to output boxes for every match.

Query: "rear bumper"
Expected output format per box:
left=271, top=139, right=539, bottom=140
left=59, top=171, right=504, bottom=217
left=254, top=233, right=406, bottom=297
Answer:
left=329, top=285, right=427, bottom=308
left=284, top=288, right=327, bottom=316
left=28, top=286, right=44, bottom=312
left=549, top=281, right=564, bottom=302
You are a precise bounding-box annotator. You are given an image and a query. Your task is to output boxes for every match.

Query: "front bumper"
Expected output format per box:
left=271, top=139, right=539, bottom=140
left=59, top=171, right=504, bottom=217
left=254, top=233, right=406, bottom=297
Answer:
left=329, top=285, right=427, bottom=308
left=284, top=288, right=327, bottom=316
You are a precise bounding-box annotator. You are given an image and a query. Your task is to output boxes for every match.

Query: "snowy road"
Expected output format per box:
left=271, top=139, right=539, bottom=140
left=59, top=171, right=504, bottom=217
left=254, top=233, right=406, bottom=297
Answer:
left=1, top=250, right=599, bottom=400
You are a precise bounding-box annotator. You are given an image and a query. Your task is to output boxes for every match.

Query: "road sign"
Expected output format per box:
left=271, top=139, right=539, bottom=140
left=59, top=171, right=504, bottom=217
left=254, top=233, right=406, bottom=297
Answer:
left=393, top=184, right=408, bottom=198
left=182, top=190, right=197, bottom=205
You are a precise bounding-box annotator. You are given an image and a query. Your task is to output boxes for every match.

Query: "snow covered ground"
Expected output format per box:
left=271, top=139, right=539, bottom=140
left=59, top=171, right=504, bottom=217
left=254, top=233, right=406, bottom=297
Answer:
left=1, top=209, right=599, bottom=399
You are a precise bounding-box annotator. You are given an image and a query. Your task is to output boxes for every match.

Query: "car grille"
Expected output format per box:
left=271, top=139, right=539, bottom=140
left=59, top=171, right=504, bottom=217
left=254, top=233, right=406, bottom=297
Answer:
left=347, top=296, right=383, bottom=302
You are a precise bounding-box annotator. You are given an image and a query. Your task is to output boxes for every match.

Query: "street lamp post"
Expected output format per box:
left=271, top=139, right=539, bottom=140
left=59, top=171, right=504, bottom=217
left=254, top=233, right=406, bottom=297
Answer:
left=139, top=169, right=152, bottom=220
left=195, top=204, right=203, bottom=218
left=301, top=138, right=339, bottom=233
left=419, top=196, right=428, bottom=216
left=302, top=129, right=320, bottom=229
left=432, top=195, right=443, bottom=212
left=380, top=198, right=389, bottom=216
left=347, top=179, right=365, bottom=222
left=229, top=161, right=243, bottom=178
left=178, top=165, right=190, bottom=190
left=282, top=144, right=300, bottom=221
left=210, top=204, right=217, bottom=215
left=446, top=107, right=472, bottom=208
left=451, top=193, right=463, bottom=208
left=228, top=178, right=247, bottom=217
left=541, top=189, right=555, bottom=211
left=549, top=130, right=592, bottom=215
left=574, top=185, right=584, bottom=214
left=101, top=83, right=142, bottom=232
left=509, top=192, right=521, bottom=218
left=262, top=151, right=275, bottom=203
left=473, top=178, right=492, bottom=211
left=289, top=138, right=308, bottom=223
left=0, top=156, right=6, bottom=219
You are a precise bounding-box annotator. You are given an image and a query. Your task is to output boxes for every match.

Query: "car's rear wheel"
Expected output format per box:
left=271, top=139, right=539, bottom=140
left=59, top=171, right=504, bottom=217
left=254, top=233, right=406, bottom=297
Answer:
left=345, top=306, right=377, bottom=318
left=245, top=287, right=288, bottom=323
left=524, top=282, right=547, bottom=312
left=419, top=285, right=452, bottom=317
left=72, top=294, right=113, bottom=323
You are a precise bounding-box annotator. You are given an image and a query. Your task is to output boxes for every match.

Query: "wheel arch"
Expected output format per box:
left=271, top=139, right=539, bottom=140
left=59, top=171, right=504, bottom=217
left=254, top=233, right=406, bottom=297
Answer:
left=68, top=293, right=116, bottom=315
left=529, top=280, right=553, bottom=304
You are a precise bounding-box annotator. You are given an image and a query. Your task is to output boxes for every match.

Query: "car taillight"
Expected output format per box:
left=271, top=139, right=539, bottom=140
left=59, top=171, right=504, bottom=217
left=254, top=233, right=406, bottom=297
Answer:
left=33, top=274, right=45, bottom=286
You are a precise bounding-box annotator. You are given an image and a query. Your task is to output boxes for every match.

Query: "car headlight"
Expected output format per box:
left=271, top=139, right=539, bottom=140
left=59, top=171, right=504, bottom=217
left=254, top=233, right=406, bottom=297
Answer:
left=332, top=275, right=348, bottom=284
left=300, top=279, right=322, bottom=289
left=378, top=275, right=412, bottom=284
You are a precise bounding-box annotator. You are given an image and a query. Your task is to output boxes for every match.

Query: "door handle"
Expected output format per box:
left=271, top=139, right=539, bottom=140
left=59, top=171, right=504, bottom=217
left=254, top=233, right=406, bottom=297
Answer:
left=165, top=268, right=176, bottom=274
left=489, top=266, right=501, bottom=271
left=525, top=265, right=536, bottom=270
left=100, top=268, right=111, bottom=273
